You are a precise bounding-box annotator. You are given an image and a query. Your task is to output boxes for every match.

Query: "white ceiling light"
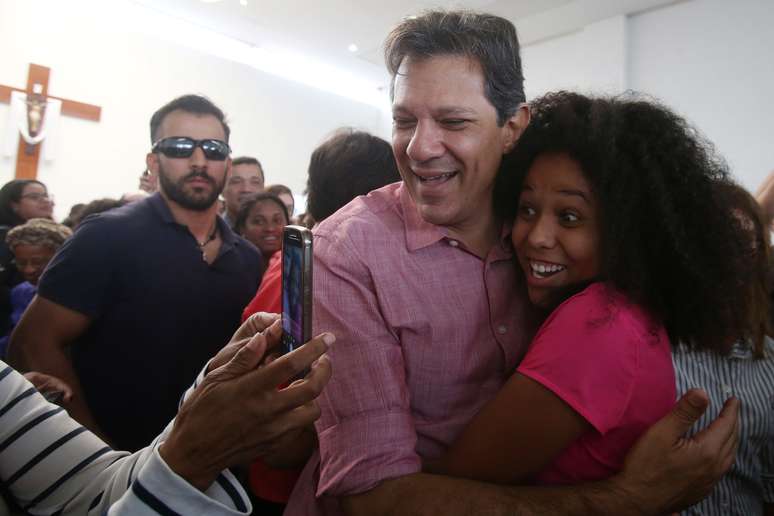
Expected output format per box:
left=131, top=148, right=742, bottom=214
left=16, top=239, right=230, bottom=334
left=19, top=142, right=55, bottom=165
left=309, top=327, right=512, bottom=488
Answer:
left=348, top=43, right=358, bottom=53
left=239, top=0, right=247, bottom=5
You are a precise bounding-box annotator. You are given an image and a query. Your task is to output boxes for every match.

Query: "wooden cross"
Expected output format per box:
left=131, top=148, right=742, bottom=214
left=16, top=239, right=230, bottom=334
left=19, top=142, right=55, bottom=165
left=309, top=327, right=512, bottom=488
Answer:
left=0, top=63, right=101, bottom=179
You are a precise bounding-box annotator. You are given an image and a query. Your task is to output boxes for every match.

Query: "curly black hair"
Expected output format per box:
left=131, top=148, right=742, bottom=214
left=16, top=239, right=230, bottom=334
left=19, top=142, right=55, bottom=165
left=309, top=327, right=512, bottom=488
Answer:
left=494, top=91, right=751, bottom=353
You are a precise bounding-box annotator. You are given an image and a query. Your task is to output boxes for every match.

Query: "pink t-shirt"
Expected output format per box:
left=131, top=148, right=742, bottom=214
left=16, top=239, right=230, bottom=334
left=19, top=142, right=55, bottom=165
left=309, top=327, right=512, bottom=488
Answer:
left=517, top=282, right=675, bottom=485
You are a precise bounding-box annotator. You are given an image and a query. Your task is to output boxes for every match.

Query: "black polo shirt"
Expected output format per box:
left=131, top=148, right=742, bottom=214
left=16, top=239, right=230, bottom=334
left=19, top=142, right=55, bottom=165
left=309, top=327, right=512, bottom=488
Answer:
left=38, top=193, right=263, bottom=451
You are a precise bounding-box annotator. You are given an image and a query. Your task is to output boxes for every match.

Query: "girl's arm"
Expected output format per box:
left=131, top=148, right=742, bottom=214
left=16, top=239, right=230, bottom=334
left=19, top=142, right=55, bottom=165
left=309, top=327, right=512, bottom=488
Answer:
left=433, top=371, right=590, bottom=484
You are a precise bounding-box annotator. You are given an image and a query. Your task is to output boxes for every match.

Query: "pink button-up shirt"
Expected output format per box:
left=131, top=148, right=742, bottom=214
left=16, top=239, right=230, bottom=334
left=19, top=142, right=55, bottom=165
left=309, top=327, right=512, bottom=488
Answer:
left=286, top=182, right=530, bottom=515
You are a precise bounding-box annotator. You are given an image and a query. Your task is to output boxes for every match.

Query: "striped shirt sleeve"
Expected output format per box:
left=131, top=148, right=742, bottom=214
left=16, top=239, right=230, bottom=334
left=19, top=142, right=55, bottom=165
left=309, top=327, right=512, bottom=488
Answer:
left=762, top=397, right=774, bottom=504
left=0, top=362, right=250, bottom=515
left=673, top=340, right=774, bottom=515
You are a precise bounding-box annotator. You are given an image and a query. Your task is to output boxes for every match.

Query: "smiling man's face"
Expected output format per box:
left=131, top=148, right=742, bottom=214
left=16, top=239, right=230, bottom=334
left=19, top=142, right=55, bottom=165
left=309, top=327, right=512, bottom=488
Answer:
left=391, top=54, right=520, bottom=235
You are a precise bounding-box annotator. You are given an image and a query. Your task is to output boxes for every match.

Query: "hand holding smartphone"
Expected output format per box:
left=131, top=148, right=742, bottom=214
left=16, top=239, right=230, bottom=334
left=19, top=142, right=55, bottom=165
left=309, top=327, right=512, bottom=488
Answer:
left=281, top=225, right=313, bottom=356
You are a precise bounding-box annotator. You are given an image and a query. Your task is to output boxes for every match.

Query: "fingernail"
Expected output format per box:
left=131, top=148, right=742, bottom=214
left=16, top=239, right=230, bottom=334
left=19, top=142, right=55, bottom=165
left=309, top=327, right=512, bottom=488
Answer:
left=322, top=333, right=336, bottom=345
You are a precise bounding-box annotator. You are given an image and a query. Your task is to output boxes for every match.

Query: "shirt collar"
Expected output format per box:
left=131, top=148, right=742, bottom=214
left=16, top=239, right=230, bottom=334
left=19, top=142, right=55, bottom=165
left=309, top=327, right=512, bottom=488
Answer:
left=148, top=192, right=176, bottom=224
left=400, top=183, right=447, bottom=252
left=148, top=192, right=239, bottom=247
left=400, top=183, right=513, bottom=260
left=728, top=340, right=754, bottom=360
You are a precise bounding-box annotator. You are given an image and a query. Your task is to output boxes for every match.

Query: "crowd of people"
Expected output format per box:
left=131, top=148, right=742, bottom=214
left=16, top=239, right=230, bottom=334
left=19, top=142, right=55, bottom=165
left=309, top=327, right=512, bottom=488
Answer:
left=0, top=8, right=770, bottom=516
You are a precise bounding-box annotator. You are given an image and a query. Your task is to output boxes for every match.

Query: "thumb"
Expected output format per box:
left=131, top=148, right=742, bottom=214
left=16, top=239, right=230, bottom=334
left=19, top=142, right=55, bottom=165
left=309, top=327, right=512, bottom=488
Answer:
left=666, top=388, right=710, bottom=437
left=218, top=331, right=269, bottom=378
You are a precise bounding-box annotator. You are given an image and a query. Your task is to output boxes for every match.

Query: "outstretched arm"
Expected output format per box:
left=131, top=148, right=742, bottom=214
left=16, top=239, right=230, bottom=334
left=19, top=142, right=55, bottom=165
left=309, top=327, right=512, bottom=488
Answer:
left=2, top=316, right=332, bottom=515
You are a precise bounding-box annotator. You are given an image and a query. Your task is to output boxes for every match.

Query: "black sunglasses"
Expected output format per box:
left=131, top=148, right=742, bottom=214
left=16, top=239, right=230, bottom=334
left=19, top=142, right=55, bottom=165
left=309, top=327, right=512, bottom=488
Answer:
left=152, top=137, right=231, bottom=161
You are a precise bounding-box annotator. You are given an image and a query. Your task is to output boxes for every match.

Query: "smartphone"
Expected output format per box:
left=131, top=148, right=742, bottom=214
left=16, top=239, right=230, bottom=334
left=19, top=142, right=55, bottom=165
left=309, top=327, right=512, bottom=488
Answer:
left=281, top=225, right=313, bottom=356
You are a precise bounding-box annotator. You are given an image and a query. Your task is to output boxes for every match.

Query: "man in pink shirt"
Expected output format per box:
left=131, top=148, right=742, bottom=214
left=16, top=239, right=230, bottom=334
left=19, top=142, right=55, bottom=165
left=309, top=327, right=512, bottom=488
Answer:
left=286, top=10, right=739, bottom=516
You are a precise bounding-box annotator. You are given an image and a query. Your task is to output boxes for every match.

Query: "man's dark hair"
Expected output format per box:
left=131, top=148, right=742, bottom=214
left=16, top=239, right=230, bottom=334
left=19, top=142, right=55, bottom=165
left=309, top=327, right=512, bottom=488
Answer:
left=306, top=128, right=400, bottom=222
left=0, top=179, right=47, bottom=227
left=384, top=10, right=525, bottom=125
left=234, top=193, right=289, bottom=234
left=73, top=198, right=127, bottom=228
left=149, top=94, right=230, bottom=143
left=232, top=156, right=265, bottom=182
left=265, top=184, right=292, bottom=197
left=494, top=90, right=752, bottom=354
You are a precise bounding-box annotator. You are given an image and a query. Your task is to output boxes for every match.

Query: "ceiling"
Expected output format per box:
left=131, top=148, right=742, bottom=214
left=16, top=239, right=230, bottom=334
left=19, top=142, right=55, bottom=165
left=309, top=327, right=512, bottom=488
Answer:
left=130, top=0, right=682, bottom=95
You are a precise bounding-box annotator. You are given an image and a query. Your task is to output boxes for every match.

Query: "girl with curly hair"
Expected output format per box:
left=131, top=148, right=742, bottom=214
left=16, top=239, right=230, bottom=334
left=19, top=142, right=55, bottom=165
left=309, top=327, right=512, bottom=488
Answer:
left=428, top=91, right=753, bottom=487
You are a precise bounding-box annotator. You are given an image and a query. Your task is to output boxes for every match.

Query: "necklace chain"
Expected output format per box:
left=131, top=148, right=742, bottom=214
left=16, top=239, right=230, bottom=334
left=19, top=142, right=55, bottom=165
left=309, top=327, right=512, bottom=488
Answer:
left=196, top=223, right=218, bottom=248
left=196, top=223, right=219, bottom=263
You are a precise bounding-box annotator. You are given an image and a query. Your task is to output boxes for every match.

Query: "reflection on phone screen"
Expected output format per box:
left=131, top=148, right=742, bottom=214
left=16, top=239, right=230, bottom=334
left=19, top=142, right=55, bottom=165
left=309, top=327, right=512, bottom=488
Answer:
left=283, top=244, right=304, bottom=353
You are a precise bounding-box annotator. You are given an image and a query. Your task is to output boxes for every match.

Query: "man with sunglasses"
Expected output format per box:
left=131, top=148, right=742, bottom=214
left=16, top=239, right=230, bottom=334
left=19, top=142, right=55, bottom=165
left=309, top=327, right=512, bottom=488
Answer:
left=9, top=94, right=264, bottom=452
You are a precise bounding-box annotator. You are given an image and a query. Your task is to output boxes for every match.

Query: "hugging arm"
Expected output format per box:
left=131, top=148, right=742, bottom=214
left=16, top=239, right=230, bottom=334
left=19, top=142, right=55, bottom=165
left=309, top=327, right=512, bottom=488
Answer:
left=343, top=390, right=738, bottom=516
left=430, top=372, right=589, bottom=484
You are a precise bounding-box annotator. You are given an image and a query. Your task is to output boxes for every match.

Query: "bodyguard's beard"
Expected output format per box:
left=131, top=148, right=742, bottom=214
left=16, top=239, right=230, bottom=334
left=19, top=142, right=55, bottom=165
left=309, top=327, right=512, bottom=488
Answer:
left=158, top=165, right=225, bottom=211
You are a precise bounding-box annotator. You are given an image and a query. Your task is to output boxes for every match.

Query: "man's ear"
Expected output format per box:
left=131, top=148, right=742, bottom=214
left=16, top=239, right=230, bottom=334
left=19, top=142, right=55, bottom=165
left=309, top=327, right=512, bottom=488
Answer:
left=225, top=157, right=233, bottom=181
left=502, top=103, right=530, bottom=154
left=146, top=152, right=159, bottom=175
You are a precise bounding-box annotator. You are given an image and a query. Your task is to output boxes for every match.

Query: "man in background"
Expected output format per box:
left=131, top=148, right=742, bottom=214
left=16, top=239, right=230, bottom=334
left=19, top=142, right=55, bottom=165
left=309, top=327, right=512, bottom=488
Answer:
left=223, top=156, right=265, bottom=226
left=9, top=94, right=263, bottom=451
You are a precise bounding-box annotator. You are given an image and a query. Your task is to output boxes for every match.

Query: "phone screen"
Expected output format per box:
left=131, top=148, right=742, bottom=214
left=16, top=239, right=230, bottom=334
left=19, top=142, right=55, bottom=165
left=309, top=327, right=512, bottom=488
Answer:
left=282, top=241, right=304, bottom=353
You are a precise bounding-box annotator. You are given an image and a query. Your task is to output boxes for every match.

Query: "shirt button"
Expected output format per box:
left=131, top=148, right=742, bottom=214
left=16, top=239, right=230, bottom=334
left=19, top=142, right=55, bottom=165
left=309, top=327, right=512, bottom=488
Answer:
left=497, top=325, right=507, bottom=335
left=722, top=384, right=732, bottom=396
left=448, top=239, right=459, bottom=247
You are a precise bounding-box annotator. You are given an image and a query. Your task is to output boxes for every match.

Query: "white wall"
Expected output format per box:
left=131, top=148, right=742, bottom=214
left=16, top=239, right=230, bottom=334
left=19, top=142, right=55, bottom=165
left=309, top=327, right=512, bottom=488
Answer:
left=520, top=0, right=773, bottom=191
left=0, top=0, right=388, bottom=220
left=627, top=0, right=774, bottom=191
left=522, top=15, right=627, bottom=99
left=3, top=0, right=771, bottom=217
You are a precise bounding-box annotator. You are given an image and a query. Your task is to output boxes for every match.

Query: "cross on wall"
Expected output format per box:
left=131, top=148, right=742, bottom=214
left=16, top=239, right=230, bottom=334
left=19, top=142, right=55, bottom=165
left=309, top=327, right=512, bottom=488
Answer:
left=0, top=63, right=101, bottom=179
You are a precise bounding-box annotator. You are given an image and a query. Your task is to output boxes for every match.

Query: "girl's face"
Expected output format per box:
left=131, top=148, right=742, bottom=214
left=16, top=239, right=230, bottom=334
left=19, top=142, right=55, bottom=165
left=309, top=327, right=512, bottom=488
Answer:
left=242, top=200, right=287, bottom=256
left=511, top=153, right=602, bottom=308
left=13, top=183, right=53, bottom=221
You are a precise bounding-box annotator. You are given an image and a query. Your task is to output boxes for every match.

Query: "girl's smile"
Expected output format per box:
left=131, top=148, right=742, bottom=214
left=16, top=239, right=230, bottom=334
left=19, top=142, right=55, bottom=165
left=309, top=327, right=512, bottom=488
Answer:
left=511, top=153, right=602, bottom=307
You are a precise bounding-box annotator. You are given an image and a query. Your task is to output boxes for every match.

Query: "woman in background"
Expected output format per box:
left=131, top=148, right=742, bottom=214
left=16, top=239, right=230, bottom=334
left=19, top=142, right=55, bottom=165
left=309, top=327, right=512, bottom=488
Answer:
left=672, top=180, right=773, bottom=516
left=0, top=179, right=54, bottom=344
left=0, top=218, right=71, bottom=357
left=235, top=192, right=289, bottom=263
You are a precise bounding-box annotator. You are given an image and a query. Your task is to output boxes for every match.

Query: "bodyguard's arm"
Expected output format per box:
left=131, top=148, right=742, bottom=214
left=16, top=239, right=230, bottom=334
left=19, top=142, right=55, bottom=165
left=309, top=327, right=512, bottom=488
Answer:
left=8, top=295, right=105, bottom=436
